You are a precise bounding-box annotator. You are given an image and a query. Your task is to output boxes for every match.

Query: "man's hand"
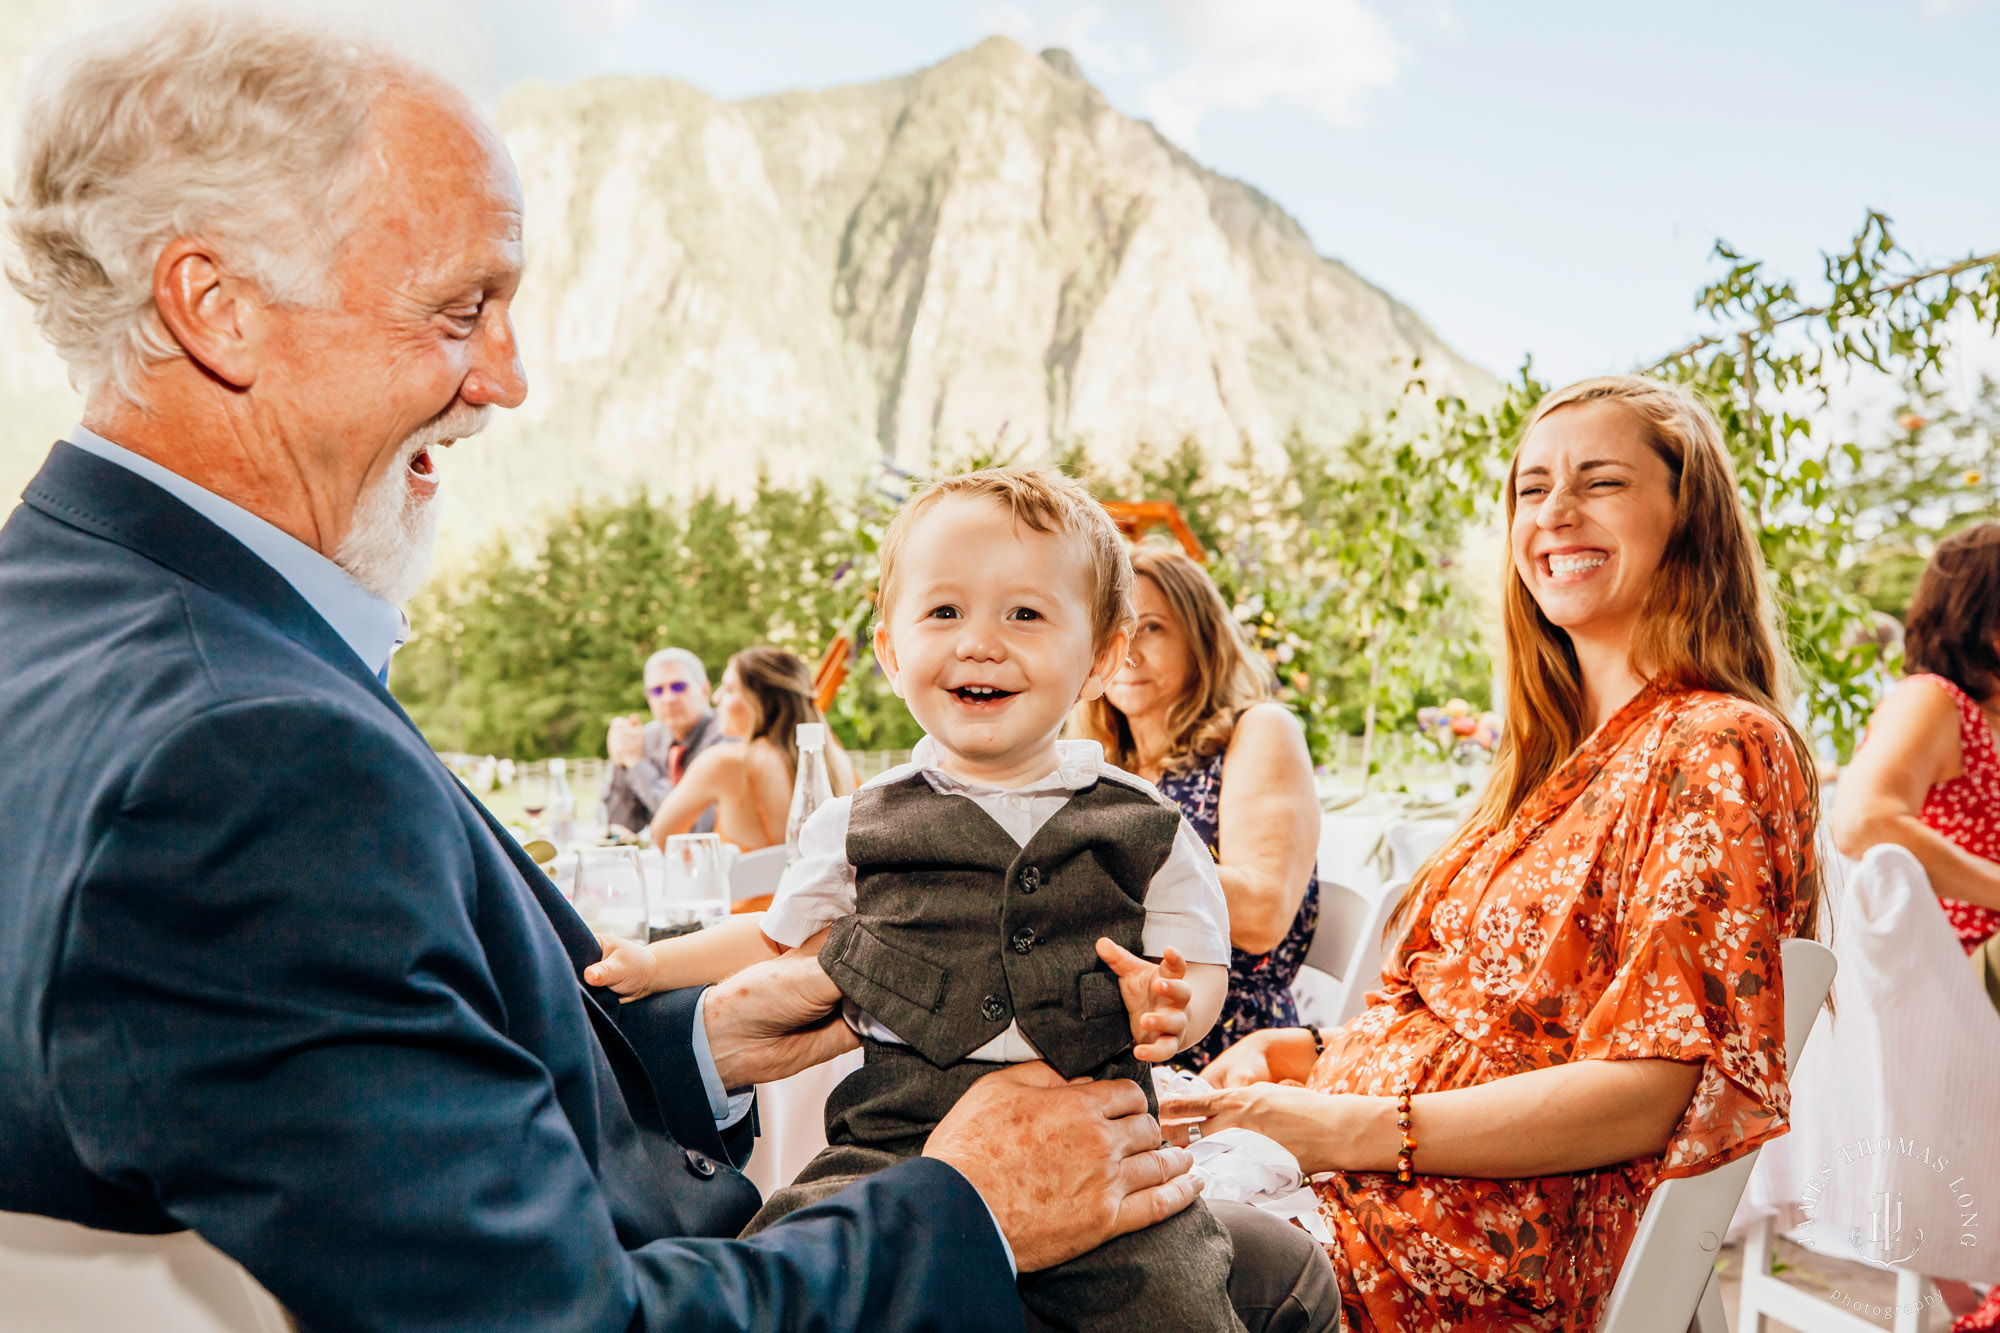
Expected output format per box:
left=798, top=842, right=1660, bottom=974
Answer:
left=923, top=1062, right=1200, bottom=1272
left=698, top=953, right=859, bottom=1088
left=607, top=715, right=645, bottom=769
left=1096, top=939, right=1191, bottom=1062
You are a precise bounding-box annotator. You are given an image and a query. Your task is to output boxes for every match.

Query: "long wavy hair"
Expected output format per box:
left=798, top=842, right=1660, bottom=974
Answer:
left=725, top=646, right=852, bottom=794
left=1076, top=546, right=1271, bottom=775
left=1397, top=376, right=1822, bottom=938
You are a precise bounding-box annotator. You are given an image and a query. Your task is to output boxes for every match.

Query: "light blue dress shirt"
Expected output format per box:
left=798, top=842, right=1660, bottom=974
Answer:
left=61, top=427, right=760, bottom=1129
left=66, top=425, right=407, bottom=678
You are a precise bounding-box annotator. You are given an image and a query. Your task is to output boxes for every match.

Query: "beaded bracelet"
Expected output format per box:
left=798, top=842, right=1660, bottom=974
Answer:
left=1299, top=1026, right=1325, bottom=1060
left=1395, top=1086, right=1415, bottom=1185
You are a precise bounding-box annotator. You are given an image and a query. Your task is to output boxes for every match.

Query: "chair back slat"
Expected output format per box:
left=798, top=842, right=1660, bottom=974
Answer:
left=1595, top=937, right=1836, bottom=1333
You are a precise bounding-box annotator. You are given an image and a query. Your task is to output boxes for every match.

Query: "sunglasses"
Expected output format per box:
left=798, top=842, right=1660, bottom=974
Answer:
left=646, top=681, right=695, bottom=698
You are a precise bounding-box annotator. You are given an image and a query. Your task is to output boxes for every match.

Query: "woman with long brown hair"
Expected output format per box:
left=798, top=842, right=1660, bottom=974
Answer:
left=1075, top=546, right=1322, bottom=1069
left=648, top=646, right=856, bottom=851
left=1162, top=376, right=1822, bottom=1332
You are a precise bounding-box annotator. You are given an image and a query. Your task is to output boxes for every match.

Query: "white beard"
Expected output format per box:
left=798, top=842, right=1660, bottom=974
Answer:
left=333, top=405, right=489, bottom=603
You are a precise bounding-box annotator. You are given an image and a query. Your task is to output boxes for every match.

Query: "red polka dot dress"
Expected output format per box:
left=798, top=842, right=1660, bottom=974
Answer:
left=1909, top=674, right=2000, bottom=953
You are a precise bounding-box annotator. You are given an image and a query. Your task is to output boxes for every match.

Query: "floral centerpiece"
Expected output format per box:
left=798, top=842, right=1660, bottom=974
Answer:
left=1414, top=699, right=1500, bottom=797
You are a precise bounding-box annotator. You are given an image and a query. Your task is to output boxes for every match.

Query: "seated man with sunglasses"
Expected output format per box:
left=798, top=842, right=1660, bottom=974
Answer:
left=605, top=647, right=735, bottom=836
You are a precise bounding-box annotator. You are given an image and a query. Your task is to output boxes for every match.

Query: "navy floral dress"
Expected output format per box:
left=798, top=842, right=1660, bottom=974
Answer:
left=1157, top=749, right=1319, bottom=1071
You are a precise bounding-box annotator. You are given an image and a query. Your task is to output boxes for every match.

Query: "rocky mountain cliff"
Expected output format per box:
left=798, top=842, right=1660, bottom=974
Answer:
left=1, top=35, right=1488, bottom=555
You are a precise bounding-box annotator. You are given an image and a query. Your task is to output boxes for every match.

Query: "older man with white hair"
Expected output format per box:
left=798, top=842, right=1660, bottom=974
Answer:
left=603, top=647, right=729, bottom=835
left=0, top=8, right=1350, bottom=1333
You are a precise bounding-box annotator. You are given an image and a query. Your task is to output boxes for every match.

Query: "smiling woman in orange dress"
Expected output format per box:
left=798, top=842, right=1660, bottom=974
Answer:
left=1163, top=376, right=1822, bottom=1332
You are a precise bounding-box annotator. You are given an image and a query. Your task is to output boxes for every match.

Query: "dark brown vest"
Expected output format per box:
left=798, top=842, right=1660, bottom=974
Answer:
left=819, top=772, right=1182, bottom=1080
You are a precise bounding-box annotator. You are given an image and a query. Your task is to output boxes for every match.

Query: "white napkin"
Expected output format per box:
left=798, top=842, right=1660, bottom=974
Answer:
left=1152, top=1067, right=1328, bottom=1238
left=1188, top=1127, right=1305, bottom=1205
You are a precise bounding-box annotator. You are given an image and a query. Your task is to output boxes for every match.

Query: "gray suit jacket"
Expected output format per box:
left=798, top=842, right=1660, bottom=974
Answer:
left=603, top=710, right=730, bottom=834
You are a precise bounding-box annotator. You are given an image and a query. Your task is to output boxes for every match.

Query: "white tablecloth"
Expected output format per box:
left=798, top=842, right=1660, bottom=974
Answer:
left=744, top=1049, right=865, bottom=1198
left=1315, top=796, right=1466, bottom=897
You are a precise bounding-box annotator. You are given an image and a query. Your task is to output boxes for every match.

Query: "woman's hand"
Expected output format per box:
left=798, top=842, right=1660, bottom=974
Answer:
left=1201, top=1026, right=1320, bottom=1088
left=1160, top=1082, right=1369, bottom=1175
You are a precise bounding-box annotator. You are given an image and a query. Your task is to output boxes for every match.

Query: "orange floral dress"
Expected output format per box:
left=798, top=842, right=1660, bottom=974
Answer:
left=1308, top=682, right=1815, bottom=1332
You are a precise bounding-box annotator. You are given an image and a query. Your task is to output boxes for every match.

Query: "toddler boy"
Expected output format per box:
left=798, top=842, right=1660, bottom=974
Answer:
left=590, top=466, right=1240, bottom=1331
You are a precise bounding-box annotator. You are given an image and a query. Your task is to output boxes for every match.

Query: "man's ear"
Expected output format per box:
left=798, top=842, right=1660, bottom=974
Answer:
left=872, top=622, right=904, bottom=699
left=1077, top=628, right=1130, bottom=704
left=150, top=238, right=267, bottom=391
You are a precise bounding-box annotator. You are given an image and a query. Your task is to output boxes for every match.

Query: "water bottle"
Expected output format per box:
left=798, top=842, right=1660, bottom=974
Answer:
left=785, top=723, right=834, bottom=864
left=548, top=756, right=576, bottom=848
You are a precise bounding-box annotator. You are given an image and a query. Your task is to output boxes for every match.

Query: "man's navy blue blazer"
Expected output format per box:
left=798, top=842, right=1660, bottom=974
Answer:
left=0, top=443, right=1017, bottom=1332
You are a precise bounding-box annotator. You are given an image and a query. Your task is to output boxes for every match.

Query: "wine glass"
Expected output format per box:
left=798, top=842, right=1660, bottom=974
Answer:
left=654, top=834, right=729, bottom=940
left=571, top=847, right=648, bottom=941
left=518, top=768, right=550, bottom=833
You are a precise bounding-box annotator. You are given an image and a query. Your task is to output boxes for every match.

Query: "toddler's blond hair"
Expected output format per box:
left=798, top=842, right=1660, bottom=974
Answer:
left=875, top=466, right=1133, bottom=654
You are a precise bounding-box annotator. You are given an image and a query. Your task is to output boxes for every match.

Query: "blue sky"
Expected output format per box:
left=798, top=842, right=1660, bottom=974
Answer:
left=463, top=1, right=1999, bottom=382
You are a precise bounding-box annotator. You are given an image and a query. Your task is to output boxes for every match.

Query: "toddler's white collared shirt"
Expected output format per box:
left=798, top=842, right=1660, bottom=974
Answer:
left=764, top=736, right=1231, bottom=1063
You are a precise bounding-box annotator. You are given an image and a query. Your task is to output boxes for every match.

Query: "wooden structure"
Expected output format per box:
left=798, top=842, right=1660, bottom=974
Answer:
left=812, top=633, right=851, bottom=715
left=1098, top=499, right=1204, bottom=562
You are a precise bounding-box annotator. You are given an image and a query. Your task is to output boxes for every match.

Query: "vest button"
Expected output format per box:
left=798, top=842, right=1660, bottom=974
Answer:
left=683, top=1148, right=716, bottom=1179
left=1019, top=865, right=1041, bottom=893
left=980, top=994, right=1007, bottom=1022
left=1010, top=927, right=1036, bottom=955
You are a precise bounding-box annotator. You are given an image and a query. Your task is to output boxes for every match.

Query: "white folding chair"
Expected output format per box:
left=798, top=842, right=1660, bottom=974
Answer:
left=729, top=844, right=788, bottom=903
left=0, top=1211, right=293, bottom=1332
left=1383, top=818, right=1455, bottom=886
left=1596, top=937, right=1839, bottom=1333
left=1732, top=845, right=2000, bottom=1333
left=1297, top=877, right=1405, bottom=1030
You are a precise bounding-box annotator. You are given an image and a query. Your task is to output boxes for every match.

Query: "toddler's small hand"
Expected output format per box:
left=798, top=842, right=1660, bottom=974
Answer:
left=585, top=932, right=658, bottom=998
left=1097, top=937, right=1191, bottom=1063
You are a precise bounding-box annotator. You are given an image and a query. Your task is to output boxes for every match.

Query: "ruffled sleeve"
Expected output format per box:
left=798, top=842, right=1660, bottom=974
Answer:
left=1572, top=700, right=1812, bottom=1178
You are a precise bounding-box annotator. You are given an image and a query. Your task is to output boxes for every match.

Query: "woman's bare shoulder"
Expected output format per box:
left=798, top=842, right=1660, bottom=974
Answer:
left=1226, top=701, right=1307, bottom=752
left=1219, top=702, right=1314, bottom=790
left=1865, top=675, right=1965, bottom=746
left=685, top=739, right=746, bottom=780
left=741, top=736, right=796, bottom=783
left=1881, top=673, right=1967, bottom=719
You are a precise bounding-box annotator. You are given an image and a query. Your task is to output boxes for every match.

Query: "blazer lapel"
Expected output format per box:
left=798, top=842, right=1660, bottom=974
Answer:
left=23, top=442, right=676, bottom=1138
left=20, top=442, right=387, bottom=699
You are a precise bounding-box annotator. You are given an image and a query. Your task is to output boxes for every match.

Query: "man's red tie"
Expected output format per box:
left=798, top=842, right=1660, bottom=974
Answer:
left=667, top=743, right=686, bottom=783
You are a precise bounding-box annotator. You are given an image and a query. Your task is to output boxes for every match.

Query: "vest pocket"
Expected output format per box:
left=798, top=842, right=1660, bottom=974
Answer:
left=831, top=921, right=948, bottom=1012
left=1078, top=969, right=1125, bottom=1020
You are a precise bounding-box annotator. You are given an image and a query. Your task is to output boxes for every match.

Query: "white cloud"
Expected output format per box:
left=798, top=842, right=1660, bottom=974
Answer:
left=1139, top=0, right=1398, bottom=146
left=1416, top=1, right=1463, bottom=38
left=558, top=0, right=639, bottom=39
